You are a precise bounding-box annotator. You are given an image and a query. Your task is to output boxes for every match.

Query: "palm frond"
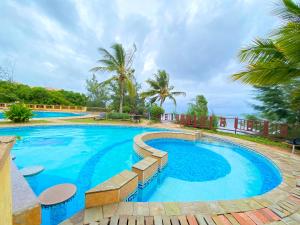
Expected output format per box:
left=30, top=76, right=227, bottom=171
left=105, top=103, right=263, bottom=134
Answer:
left=99, top=76, right=118, bottom=86
left=98, top=47, right=118, bottom=65
left=125, top=43, right=137, bottom=69
left=141, top=90, right=158, bottom=98
left=239, top=38, right=286, bottom=64
left=274, top=0, right=300, bottom=22
left=146, top=79, right=161, bottom=90
left=125, top=79, right=136, bottom=98
left=90, top=66, right=109, bottom=72
left=111, top=43, right=125, bottom=68
left=96, top=59, right=117, bottom=71
left=168, top=95, right=177, bottom=106
left=171, top=91, right=186, bottom=97
left=275, top=22, right=300, bottom=63
left=150, top=96, right=159, bottom=104
left=232, top=60, right=300, bottom=85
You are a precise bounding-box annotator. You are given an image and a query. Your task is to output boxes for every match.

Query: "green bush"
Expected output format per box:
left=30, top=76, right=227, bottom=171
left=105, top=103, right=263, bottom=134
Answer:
left=107, top=112, right=130, bottom=120
left=122, top=106, right=131, bottom=114
left=150, top=104, right=164, bottom=121
left=211, top=114, right=219, bottom=130
left=4, top=103, right=34, bottom=122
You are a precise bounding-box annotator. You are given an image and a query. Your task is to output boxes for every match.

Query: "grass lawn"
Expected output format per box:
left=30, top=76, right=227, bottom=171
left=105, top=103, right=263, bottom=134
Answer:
left=202, top=129, right=290, bottom=149
left=180, top=126, right=290, bottom=149
left=63, top=117, right=145, bottom=125
left=0, top=119, right=51, bottom=125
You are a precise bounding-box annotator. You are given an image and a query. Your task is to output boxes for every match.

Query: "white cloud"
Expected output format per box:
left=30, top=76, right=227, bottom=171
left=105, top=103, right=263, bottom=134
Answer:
left=0, top=0, right=278, bottom=115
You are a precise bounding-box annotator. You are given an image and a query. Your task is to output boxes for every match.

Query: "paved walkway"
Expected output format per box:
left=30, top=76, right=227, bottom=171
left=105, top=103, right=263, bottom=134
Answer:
left=62, top=211, right=300, bottom=225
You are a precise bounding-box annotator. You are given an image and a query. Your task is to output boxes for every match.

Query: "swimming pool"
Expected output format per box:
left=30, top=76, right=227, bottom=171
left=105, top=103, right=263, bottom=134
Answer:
left=0, top=111, right=86, bottom=119
left=1, top=125, right=161, bottom=225
left=0, top=125, right=282, bottom=224
left=141, top=138, right=282, bottom=202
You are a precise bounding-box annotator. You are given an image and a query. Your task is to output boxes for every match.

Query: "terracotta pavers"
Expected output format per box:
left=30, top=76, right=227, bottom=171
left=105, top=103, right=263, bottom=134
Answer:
left=65, top=212, right=300, bottom=225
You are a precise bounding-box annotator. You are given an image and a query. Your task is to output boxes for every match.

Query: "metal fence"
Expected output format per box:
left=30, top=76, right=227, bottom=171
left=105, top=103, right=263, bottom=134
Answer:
left=161, top=113, right=290, bottom=138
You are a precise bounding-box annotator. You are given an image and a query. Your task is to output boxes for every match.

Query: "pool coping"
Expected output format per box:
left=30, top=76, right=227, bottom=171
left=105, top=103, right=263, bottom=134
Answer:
left=2, top=122, right=299, bottom=224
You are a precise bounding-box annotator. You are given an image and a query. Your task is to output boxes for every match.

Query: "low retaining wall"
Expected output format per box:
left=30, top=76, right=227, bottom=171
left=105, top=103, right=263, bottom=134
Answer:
left=0, top=103, right=87, bottom=112
left=0, top=136, right=15, bottom=225
left=85, top=170, right=138, bottom=208
left=0, top=136, right=42, bottom=225
left=12, top=163, right=41, bottom=225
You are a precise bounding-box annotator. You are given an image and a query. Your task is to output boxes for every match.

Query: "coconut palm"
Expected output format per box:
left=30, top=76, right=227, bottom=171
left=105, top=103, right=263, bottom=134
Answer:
left=142, top=70, right=186, bottom=107
left=232, top=0, right=300, bottom=85
left=91, top=43, right=136, bottom=113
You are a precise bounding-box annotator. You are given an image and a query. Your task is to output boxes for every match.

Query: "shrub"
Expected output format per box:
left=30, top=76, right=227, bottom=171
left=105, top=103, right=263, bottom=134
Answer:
left=122, top=106, right=131, bottom=114
left=107, top=112, right=130, bottom=120
left=211, top=114, right=219, bottom=130
left=4, top=103, right=34, bottom=122
left=150, top=104, right=164, bottom=121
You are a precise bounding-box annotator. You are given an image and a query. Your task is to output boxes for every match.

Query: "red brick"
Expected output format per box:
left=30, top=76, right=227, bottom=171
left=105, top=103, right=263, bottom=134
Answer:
left=245, top=211, right=264, bottom=225
left=260, top=208, right=281, bottom=221
left=186, top=215, right=198, bottom=225
left=231, top=213, right=255, bottom=225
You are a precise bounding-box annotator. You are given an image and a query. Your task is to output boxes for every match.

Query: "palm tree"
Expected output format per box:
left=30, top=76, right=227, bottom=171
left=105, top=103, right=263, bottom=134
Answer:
left=232, top=0, right=300, bottom=85
left=142, top=70, right=186, bottom=107
left=91, top=43, right=136, bottom=113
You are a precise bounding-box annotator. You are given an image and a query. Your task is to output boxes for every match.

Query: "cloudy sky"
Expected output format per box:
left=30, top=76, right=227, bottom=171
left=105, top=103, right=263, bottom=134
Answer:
left=0, top=0, right=279, bottom=115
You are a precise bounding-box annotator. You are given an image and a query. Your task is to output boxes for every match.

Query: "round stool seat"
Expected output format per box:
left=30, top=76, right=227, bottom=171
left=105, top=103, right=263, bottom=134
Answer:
left=20, top=166, right=44, bottom=177
left=11, top=154, right=16, bottom=160
left=38, top=183, right=77, bottom=206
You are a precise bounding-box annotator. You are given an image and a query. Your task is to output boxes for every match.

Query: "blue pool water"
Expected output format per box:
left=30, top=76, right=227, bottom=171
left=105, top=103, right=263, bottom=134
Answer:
left=142, top=138, right=282, bottom=202
left=0, top=125, right=160, bottom=225
left=0, top=111, right=86, bottom=119
left=0, top=126, right=282, bottom=224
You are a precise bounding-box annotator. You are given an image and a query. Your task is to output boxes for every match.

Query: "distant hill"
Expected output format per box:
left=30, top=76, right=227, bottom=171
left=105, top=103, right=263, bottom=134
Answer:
left=0, top=81, right=87, bottom=106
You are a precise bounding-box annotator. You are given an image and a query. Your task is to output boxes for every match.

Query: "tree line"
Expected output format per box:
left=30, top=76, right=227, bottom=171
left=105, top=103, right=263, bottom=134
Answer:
left=0, top=81, right=87, bottom=106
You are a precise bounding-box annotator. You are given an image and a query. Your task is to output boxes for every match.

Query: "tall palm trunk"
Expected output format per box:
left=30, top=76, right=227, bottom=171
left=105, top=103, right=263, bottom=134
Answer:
left=119, top=78, right=124, bottom=113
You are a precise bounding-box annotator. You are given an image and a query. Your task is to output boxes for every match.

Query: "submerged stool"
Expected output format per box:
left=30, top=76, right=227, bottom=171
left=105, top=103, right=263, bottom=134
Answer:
left=20, top=166, right=44, bottom=177
left=38, top=183, right=77, bottom=206
left=11, top=154, right=16, bottom=160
